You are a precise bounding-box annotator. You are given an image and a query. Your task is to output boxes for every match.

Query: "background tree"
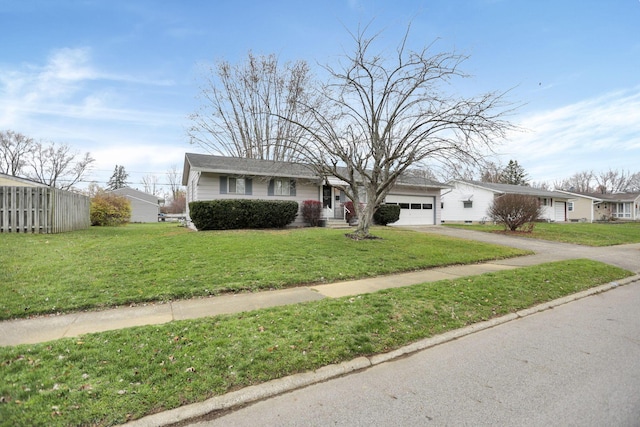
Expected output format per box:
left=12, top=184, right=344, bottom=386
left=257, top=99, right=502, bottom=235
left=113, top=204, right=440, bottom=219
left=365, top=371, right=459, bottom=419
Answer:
left=166, top=165, right=182, bottom=201
left=628, top=172, right=640, bottom=192
left=594, top=169, right=632, bottom=194
left=107, top=165, right=128, bottom=190
left=499, top=159, right=528, bottom=185
left=163, top=190, right=186, bottom=214
left=28, top=141, right=94, bottom=190
left=488, top=193, right=542, bottom=232
left=0, top=130, right=34, bottom=176
left=288, top=26, right=515, bottom=238
left=189, top=52, right=315, bottom=161
left=555, top=170, right=594, bottom=193
left=479, top=160, right=504, bottom=183
left=142, top=174, right=160, bottom=196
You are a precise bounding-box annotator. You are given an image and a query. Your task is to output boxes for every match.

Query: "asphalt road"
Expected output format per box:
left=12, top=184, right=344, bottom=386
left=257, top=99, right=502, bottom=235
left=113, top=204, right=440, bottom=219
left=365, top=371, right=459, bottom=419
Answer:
left=194, top=280, right=640, bottom=427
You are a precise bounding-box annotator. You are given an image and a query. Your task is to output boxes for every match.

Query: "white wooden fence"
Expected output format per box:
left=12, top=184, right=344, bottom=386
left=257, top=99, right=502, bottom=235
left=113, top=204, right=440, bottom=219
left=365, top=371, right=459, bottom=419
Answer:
left=0, top=186, right=90, bottom=234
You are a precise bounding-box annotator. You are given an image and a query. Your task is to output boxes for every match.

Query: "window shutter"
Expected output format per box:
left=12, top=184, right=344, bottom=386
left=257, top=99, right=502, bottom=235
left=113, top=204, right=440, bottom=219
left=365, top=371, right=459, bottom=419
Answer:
left=220, top=176, right=227, bottom=194
left=267, top=179, right=274, bottom=196
left=290, top=179, right=296, bottom=196
left=245, top=178, right=252, bottom=195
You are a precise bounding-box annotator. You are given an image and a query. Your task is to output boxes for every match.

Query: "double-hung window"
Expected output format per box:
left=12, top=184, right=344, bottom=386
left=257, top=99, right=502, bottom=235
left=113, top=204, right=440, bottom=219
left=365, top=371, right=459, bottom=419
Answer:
left=228, top=177, right=245, bottom=194
left=274, top=178, right=291, bottom=196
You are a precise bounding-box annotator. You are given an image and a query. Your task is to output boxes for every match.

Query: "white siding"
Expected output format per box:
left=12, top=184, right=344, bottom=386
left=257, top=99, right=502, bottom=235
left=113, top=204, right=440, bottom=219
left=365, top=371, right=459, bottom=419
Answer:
left=190, top=173, right=320, bottom=226
left=441, top=183, right=496, bottom=223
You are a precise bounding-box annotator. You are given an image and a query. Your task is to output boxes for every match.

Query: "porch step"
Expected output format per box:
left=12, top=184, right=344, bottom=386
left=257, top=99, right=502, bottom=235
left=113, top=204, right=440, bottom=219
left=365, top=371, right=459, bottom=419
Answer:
left=323, top=218, right=353, bottom=229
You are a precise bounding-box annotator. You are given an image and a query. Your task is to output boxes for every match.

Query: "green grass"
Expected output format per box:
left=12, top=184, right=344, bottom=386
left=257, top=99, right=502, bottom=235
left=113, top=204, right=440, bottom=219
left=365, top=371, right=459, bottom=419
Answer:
left=445, top=221, right=640, bottom=246
left=0, top=259, right=631, bottom=426
left=0, top=223, right=528, bottom=320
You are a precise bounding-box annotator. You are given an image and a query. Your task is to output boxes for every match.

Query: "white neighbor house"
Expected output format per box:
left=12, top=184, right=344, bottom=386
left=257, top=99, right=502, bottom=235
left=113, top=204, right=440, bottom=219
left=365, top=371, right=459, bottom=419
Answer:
left=181, top=153, right=448, bottom=227
left=441, top=180, right=571, bottom=223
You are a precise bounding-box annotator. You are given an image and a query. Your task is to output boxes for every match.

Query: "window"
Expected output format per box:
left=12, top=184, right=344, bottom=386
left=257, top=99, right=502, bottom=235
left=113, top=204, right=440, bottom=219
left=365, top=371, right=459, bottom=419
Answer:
left=228, top=177, right=245, bottom=194
left=612, top=203, right=631, bottom=218
left=274, top=178, right=290, bottom=196
left=423, top=204, right=433, bottom=209
left=411, top=203, right=422, bottom=209
left=399, top=203, right=410, bottom=209
left=463, top=201, right=473, bottom=208
left=568, top=202, right=574, bottom=212
left=268, top=178, right=296, bottom=197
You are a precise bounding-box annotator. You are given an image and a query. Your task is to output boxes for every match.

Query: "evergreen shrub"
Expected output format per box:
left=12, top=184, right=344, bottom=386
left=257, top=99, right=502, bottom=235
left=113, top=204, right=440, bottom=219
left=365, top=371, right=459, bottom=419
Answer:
left=189, top=199, right=298, bottom=230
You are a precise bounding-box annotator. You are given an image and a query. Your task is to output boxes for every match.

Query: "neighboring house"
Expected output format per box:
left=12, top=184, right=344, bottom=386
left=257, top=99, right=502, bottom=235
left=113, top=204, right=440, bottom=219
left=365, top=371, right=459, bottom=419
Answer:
left=556, top=190, right=640, bottom=222
left=441, top=180, right=570, bottom=223
left=0, top=172, right=90, bottom=233
left=0, top=173, right=46, bottom=187
left=181, top=153, right=448, bottom=227
left=593, top=192, right=640, bottom=221
left=555, top=191, right=602, bottom=222
left=109, top=187, right=163, bottom=223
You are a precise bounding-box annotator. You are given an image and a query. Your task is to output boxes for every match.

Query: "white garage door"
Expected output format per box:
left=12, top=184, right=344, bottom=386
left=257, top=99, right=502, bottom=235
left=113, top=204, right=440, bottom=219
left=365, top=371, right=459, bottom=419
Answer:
left=384, top=195, right=435, bottom=226
left=554, top=201, right=566, bottom=222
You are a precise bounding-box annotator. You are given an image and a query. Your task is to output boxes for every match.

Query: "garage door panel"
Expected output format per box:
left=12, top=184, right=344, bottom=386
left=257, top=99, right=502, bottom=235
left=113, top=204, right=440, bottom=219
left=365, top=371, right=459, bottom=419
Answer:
left=385, top=195, right=435, bottom=225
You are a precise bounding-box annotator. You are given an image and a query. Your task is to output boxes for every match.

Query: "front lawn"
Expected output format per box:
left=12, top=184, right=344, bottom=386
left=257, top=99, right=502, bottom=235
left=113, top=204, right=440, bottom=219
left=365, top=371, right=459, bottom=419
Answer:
left=0, top=259, right=631, bottom=426
left=0, top=224, right=528, bottom=320
left=445, top=221, right=640, bottom=246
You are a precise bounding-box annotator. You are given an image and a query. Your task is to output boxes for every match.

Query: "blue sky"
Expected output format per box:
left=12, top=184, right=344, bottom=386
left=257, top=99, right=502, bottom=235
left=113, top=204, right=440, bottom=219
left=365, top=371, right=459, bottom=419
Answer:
left=1, top=0, right=639, bottom=191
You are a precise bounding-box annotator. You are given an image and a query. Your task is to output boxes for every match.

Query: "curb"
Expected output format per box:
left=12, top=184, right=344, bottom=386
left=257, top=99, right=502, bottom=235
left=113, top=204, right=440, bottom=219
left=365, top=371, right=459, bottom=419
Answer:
left=126, top=274, right=640, bottom=427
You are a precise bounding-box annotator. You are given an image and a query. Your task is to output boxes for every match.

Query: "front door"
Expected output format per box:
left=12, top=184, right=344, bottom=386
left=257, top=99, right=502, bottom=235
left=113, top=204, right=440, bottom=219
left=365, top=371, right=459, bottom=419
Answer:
left=322, top=185, right=333, bottom=218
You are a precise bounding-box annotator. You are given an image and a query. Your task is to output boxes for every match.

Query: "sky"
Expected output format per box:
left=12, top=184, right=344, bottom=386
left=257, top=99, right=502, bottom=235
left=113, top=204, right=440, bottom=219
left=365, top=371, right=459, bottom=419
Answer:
left=1, top=0, right=639, bottom=193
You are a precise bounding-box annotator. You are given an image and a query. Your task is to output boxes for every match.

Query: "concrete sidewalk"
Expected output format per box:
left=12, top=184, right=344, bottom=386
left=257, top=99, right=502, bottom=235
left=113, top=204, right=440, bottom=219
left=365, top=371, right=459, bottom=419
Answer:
left=0, top=257, right=530, bottom=346
left=1, top=226, right=638, bottom=347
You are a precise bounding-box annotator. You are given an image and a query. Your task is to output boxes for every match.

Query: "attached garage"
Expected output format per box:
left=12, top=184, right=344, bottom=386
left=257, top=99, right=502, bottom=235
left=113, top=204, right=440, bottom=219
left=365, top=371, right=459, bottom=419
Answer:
left=384, top=194, right=436, bottom=226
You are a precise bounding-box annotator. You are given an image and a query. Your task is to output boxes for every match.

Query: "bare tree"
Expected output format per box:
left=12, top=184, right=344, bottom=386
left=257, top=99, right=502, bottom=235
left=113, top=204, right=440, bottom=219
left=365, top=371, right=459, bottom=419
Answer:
left=595, top=169, right=633, bottom=194
left=189, top=52, right=316, bottom=162
left=480, top=160, right=505, bottom=183
left=288, top=26, right=515, bottom=238
left=555, top=170, right=594, bottom=193
left=28, top=141, right=94, bottom=190
left=628, top=172, right=640, bottom=192
left=0, top=130, right=34, bottom=176
left=142, top=174, right=160, bottom=196
left=166, top=165, right=182, bottom=200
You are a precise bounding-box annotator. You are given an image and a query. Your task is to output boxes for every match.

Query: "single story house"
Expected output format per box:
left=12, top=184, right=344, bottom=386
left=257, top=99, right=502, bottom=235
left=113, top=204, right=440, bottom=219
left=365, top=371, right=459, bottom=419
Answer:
left=109, top=187, right=163, bottom=223
left=181, top=153, right=448, bottom=227
left=557, top=190, right=640, bottom=221
left=441, top=180, right=571, bottom=223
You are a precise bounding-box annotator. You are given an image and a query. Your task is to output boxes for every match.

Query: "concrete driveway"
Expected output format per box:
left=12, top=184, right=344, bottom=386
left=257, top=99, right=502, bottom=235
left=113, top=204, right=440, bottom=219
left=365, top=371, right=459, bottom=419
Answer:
left=407, top=225, right=640, bottom=274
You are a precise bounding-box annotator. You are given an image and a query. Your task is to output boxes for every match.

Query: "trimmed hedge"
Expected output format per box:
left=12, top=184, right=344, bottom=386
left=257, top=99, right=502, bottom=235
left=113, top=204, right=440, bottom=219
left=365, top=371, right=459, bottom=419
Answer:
left=189, top=199, right=299, bottom=230
left=373, top=204, right=401, bottom=225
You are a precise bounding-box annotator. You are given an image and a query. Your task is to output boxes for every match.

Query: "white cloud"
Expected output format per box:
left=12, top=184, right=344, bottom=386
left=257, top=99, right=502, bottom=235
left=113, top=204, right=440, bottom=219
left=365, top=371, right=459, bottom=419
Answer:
left=500, top=87, right=640, bottom=182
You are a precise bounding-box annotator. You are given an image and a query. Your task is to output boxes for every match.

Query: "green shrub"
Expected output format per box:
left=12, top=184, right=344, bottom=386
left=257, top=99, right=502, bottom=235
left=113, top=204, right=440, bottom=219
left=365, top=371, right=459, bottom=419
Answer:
left=374, top=204, right=401, bottom=225
left=90, top=192, right=131, bottom=226
left=189, top=199, right=299, bottom=230
left=301, top=200, right=323, bottom=226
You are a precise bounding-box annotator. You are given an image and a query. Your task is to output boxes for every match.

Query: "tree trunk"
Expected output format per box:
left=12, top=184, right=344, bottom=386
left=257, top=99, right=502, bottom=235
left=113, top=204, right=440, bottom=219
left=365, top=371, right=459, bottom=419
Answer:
left=353, top=202, right=375, bottom=238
